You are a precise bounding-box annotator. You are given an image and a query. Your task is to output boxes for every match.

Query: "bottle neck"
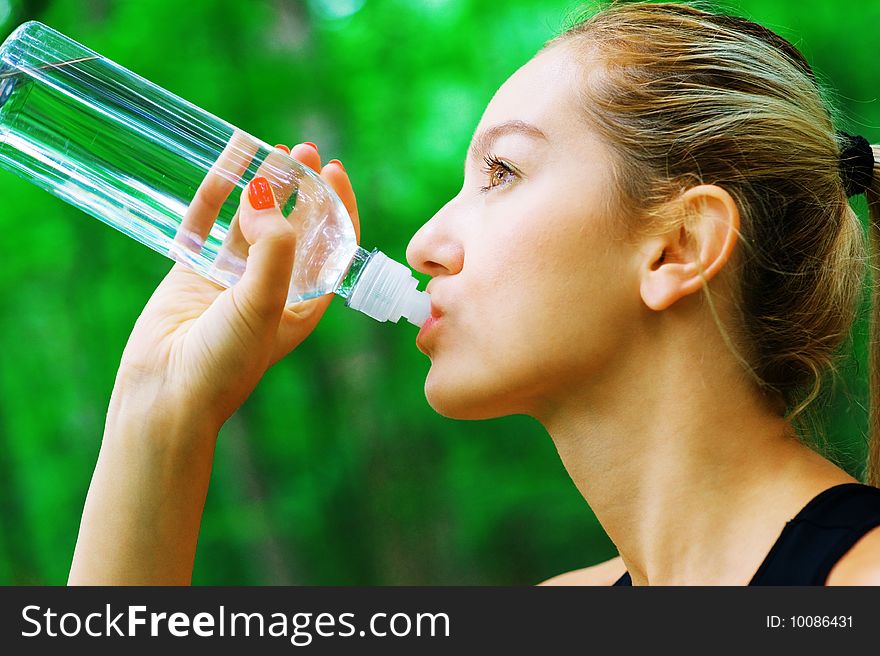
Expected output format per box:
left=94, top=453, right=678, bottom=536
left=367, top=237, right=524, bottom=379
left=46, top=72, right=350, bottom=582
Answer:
left=341, top=247, right=431, bottom=326
left=333, top=245, right=374, bottom=301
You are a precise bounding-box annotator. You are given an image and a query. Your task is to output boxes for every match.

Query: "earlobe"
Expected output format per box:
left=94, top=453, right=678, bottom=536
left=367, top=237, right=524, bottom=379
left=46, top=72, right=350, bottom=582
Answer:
left=639, top=184, right=740, bottom=312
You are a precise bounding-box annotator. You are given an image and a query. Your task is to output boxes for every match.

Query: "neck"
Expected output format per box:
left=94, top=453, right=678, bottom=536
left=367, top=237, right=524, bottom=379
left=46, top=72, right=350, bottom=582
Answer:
left=535, top=313, right=856, bottom=585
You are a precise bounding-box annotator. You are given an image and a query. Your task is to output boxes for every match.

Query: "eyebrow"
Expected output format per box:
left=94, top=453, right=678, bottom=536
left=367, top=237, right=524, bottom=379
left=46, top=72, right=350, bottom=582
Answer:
left=468, top=120, right=548, bottom=166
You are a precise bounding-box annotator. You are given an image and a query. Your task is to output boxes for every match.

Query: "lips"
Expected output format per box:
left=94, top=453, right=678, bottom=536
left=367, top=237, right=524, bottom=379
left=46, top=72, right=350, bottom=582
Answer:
left=416, top=303, right=443, bottom=350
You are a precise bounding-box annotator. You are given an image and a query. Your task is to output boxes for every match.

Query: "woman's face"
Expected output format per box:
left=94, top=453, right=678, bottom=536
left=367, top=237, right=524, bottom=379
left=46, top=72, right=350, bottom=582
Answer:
left=406, top=44, right=639, bottom=421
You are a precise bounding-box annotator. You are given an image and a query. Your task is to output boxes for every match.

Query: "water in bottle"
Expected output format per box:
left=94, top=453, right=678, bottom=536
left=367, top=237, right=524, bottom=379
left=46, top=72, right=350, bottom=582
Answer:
left=0, top=21, right=430, bottom=327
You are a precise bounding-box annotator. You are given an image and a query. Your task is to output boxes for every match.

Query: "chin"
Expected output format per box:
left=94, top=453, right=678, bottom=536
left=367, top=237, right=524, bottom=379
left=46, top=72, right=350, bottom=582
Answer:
left=423, top=366, right=528, bottom=421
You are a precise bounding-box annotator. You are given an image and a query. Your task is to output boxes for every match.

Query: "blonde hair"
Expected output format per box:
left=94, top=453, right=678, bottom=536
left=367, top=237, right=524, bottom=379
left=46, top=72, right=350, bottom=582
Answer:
left=544, top=1, right=880, bottom=485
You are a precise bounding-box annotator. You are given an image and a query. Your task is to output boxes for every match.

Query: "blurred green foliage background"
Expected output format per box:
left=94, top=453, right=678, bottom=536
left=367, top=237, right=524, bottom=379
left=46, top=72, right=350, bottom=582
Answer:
left=0, top=0, right=877, bottom=585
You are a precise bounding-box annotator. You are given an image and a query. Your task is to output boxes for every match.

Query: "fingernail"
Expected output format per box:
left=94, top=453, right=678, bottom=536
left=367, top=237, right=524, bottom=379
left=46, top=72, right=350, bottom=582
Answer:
left=274, top=143, right=290, bottom=154
left=328, top=158, right=346, bottom=172
left=248, top=176, right=275, bottom=210
left=304, top=141, right=317, bottom=150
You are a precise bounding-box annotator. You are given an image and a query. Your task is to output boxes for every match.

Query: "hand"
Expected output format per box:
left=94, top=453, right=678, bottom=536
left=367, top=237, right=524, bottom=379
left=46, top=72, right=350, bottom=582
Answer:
left=112, top=140, right=360, bottom=434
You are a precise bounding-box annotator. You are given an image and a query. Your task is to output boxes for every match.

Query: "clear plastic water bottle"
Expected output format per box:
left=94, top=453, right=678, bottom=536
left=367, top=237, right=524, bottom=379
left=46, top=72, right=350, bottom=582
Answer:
left=0, top=21, right=430, bottom=327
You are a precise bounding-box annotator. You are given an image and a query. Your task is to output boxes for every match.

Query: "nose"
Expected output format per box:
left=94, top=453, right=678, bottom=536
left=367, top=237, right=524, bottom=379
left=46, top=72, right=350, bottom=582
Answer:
left=406, top=198, right=465, bottom=278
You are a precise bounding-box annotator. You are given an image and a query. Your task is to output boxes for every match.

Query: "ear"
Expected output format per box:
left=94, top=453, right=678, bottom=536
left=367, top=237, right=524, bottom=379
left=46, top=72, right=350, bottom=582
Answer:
left=639, top=184, right=740, bottom=311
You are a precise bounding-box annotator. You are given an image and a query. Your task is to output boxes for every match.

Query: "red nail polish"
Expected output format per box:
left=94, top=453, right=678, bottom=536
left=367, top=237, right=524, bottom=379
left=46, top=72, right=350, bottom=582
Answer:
left=329, top=158, right=346, bottom=172
left=304, top=142, right=317, bottom=150
left=274, top=143, right=290, bottom=154
left=248, top=176, right=275, bottom=210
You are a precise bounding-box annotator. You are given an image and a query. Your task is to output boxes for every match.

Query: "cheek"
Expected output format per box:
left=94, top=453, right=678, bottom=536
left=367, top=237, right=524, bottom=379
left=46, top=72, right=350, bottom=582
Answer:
left=422, top=231, right=607, bottom=418
left=420, top=247, right=543, bottom=419
left=422, top=185, right=633, bottom=418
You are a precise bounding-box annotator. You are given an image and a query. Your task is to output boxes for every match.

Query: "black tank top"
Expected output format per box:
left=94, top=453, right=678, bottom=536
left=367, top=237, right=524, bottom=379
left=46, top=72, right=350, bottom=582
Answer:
left=612, top=482, right=880, bottom=585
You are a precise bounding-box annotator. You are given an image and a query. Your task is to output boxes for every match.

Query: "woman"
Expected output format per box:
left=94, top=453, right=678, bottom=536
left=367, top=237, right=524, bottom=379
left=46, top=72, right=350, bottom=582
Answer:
left=68, top=2, right=880, bottom=585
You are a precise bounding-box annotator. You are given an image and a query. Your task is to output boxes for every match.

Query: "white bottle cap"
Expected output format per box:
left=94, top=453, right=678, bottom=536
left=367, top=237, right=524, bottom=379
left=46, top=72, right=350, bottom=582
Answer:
left=346, top=250, right=431, bottom=327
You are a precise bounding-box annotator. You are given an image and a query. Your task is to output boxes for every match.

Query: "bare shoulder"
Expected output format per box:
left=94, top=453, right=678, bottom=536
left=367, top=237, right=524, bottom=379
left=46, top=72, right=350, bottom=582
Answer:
left=825, top=525, right=880, bottom=586
left=537, top=556, right=627, bottom=586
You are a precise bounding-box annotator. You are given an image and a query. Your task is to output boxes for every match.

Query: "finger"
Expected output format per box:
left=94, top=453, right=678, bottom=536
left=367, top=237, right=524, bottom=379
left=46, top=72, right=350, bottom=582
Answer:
left=173, top=129, right=258, bottom=259
left=232, top=176, right=298, bottom=324
left=214, top=143, right=291, bottom=264
left=256, top=145, right=300, bottom=209
left=211, top=144, right=300, bottom=283
left=266, top=158, right=359, bottom=363
left=321, top=160, right=360, bottom=243
left=290, top=142, right=322, bottom=173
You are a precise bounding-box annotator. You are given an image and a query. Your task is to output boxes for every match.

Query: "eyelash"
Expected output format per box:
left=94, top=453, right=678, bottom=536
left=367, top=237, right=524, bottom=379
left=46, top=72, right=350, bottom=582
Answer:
left=479, top=153, right=517, bottom=193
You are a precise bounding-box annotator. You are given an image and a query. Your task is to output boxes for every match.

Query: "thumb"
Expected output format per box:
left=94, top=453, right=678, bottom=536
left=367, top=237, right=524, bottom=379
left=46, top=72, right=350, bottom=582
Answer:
left=234, top=176, right=297, bottom=323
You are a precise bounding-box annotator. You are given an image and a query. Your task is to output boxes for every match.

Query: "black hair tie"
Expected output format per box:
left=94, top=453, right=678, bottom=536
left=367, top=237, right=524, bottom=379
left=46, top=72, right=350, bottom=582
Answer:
left=838, top=131, right=875, bottom=197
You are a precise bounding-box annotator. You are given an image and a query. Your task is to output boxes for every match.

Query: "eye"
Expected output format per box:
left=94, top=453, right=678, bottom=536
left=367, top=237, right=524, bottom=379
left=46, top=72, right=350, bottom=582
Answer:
left=479, top=153, right=517, bottom=193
